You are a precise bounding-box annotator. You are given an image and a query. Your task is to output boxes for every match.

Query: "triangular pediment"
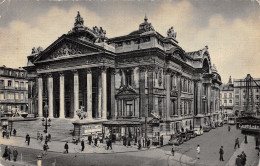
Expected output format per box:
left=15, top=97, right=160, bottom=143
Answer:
left=35, top=36, right=102, bottom=62
left=117, top=85, right=137, bottom=95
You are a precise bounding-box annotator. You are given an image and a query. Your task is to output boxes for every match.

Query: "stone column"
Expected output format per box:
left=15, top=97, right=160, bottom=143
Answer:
left=73, top=70, right=79, bottom=118
left=147, top=66, right=154, bottom=117
left=47, top=73, right=54, bottom=118
left=207, top=84, right=211, bottom=115
left=37, top=75, right=43, bottom=117
left=98, top=71, right=102, bottom=118
left=165, top=69, right=171, bottom=119
left=86, top=68, right=92, bottom=120
left=101, top=67, right=107, bottom=120
left=59, top=72, right=65, bottom=118
left=177, top=74, right=182, bottom=116
left=110, top=69, right=116, bottom=119
left=139, top=66, right=146, bottom=118
left=197, top=81, right=202, bottom=114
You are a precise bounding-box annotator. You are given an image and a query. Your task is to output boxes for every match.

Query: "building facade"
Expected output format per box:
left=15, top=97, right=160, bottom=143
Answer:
left=233, top=76, right=260, bottom=116
left=24, top=12, right=222, bottom=138
left=220, top=76, right=234, bottom=119
left=0, top=66, right=28, bottom=115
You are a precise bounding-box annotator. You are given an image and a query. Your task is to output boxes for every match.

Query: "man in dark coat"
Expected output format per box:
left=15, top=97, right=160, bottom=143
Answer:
left=81, top=139, right=85, bottom=151
left=88, top=135, right=92, bottom=145
left=234, top=137, right=240, bottom=149
left=6, top=146, right=11, bottom=161
left=241, top=151, right=247, bottom=166
left=228, top=125, right=231, bottom=132
left=219, top=146, right=224, bottom=161
left=160, top=135, right=164, bottom=146
left=27, top=135, right=31, bottom=146
left=64, top=142, right=69, bottom=153
left=13, top=129, right=16, bottom=136
left=13, top=148, right=18, bottom=162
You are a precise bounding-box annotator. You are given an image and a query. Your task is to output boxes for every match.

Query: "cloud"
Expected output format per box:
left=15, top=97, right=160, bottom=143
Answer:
left=0, top=1, right=259, bottom=83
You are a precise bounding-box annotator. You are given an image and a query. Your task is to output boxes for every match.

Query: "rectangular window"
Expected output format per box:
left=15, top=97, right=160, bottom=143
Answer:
left=229, top=93, right=232, bottom=98
left=15, top=93, right=19, bottom=100
left=15, top=81, right=19, bottom=89
left=8, top=80, right=12, bottom=87
left=224, top=100, right=227, bottom=103
left=21, top=93, right=24, bottom=100
left=229, top=100, right=232, bottom=103
left=0, top=80, right=4, bottom=87
left=235, top=89, right=239, bottom=94
left=171, top=100, right=176, bottom=115
left=235, top=102, right=239, bottom=105
left=0, top=92, right=4, bottom=100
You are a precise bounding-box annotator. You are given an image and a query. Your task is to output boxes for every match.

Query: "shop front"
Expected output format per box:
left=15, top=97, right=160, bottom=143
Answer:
left=102, top=120, right=141, bottom=143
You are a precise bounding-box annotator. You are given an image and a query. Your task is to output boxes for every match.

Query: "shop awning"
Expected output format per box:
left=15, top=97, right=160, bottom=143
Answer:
left=102, top=120, right=141, bottom=127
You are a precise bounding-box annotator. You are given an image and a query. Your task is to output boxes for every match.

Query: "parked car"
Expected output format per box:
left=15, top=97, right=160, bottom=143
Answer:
left=194, top=128, right=203, bottom=136
left=203, top=126, right=211, bottom=132
left=187, top=130, right=197, bottom=138
left=168, top=134, right=183, bottom=146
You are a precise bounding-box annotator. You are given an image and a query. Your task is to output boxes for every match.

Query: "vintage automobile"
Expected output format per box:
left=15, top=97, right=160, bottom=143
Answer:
left=168, top=134, right=183, bottom=146
left=180, top=132, right=190, bottom=142
left=187, top=130, right=197, bottom=138
left=203, top=125, right=212, bottom=132
left=194, top=128, right=203, bottom=136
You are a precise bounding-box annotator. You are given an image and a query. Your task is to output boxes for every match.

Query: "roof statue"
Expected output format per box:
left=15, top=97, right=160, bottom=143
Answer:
left=228, top=76, right=232, bottom=84
left=74, top=11, right=84, bottom=27
left=31, top=47, right=38, bottom=54
left=211, top=64, right=218, bottom=73
left=93, top=26, right=107, bottom=43
left=167, top=26, right=177, bottom=39
left=139, top=15, right=154, bottom=32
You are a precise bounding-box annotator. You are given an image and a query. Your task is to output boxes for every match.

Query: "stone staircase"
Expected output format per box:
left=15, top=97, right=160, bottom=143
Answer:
left=12, top=118, right=75, bottom=142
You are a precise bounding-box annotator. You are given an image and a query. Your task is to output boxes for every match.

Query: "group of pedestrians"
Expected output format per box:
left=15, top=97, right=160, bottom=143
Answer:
left=2, top=128, right=16, bottom=139
left=2, top=146, right=18, bottom=162
left=235, top=151, right=247, bottom=166
left=137, top=136, right=151, bottom=150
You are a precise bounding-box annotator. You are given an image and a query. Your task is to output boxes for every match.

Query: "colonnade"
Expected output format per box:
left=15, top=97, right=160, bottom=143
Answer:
left=37, top=67, right=107, bottom=119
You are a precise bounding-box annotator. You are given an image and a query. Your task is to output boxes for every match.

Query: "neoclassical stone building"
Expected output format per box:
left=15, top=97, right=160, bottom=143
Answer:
left=24, top=12, right=222, bottom=138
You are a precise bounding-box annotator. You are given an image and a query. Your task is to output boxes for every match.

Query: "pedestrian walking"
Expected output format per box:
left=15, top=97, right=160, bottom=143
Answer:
left=2, top=146, right=8, bottom=160
left=171, top=145, right=176, bottom=156
left=107, top=139, right=112, bottom=150
left=81, top=139, right=85, bottom=151
left=160, top=135, right=164, bottom=146
left=219, top=146, right=224, bottom=161
left=94, top=137, right=98, bottom=146
left=13, top=148, right=18, bottom=162
left=40, top=134, right=43, bottom=142
left=37, top=131, right=40, bottom=140
left=234, top=137, right=240, bottom=149
left=6, top=146, right=11, bottom=161
left=27, top=134, right=31, bottom=146
left=43, top=142, right=49, bottom=156
left=88, top=135, right=92, bottom=145
left=141, top=136, right=144, bottom=147
left=146, top=137, right=150, bottom=149
left=241, top=151, right=247, bottom=166
left=2, top=129, right=5, bottom=138
left=228, top=125, right=231, bottom=132
left=25, top=134, right=29, bottom=145
left=196, top=145, right=200, bottom=159
left=138, top=137, right=142, bottom=150
left=13, top=129, right=16, bottom=136
left=64, top=142, right=69, bottom=153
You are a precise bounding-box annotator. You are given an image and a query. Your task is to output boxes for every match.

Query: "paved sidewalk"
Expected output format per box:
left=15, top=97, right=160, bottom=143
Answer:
left=225, top=135, right=259, bottom=166
left=0, top=135, right=157, bottom=154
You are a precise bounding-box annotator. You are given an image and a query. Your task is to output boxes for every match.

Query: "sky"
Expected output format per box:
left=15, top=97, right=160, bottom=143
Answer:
left=0, top=0, right=259, bottom=83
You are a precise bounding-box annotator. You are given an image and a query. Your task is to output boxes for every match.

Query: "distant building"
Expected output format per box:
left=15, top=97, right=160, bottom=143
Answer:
left=220, top=76, right=234, bottom=119
left=0, top=66, right=28, bottom=114
left=233, top=76, right=260, bottom=116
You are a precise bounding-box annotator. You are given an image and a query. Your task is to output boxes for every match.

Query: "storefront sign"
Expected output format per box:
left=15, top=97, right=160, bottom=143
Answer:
left=83, top=124, right=102, bottom=135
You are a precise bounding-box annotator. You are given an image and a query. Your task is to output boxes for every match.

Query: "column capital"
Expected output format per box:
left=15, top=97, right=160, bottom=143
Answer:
left=111, top=68, right=117, bottom=75
left=86, top=68, right=92, bottom=74
left=47, top=73, right=53, bottom=78
left=59, top=71, right=64, bottom=76
left=72, top=69, right=79, bottom=74
left=100, top=66, right=108, bottom=72
left=37, top=73, right=43, bottom=78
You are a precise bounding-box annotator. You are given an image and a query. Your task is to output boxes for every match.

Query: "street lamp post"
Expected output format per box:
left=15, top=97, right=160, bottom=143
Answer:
left=42, top=105, right=51, bottom=133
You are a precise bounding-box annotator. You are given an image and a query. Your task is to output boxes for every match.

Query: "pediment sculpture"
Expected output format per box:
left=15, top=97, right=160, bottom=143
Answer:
left=167, top=26, right=177, bottom=39
left=48, top=43, right=90, bottom=60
